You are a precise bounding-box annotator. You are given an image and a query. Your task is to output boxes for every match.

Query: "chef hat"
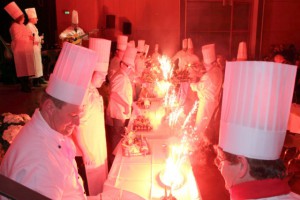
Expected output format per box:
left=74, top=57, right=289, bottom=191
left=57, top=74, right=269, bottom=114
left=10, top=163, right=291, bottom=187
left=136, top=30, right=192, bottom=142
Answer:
left=202, top=44, right=216, bottom=65
left=187, top=38, right=193, bottom=49
left=137, top=40, right=145, bottom=53
left=46, top=43, right=97, bottom=105
left=182, top=38, right=188, bottom=49
left=237, top=41, right=247, bottom=61
left=127, top=40, right=135, bottom=48
left=219, top=61, right=297, bottom=160
left=122, top=46, right=137, bottom=67
left=117, top=35, right=128, bottom=51
left=154, top=44, right=159, bottom=52
left=144, top=44, right=150, bottom=57
left=4, top=1, right=23, bottom=20
left=72, top=10, right=79, bottom=24
left=89, top=38, right=112, bottom=74
left=25, top=8, right=37, bottom=19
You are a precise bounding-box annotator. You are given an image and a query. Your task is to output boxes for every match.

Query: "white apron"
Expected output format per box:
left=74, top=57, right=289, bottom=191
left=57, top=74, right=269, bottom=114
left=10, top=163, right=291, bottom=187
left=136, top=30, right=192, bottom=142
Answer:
left=26, top=22, right=43, bottom=78
left=9, top=22, right=35, bottom=77
left=75, top=86, right=108, bottom=195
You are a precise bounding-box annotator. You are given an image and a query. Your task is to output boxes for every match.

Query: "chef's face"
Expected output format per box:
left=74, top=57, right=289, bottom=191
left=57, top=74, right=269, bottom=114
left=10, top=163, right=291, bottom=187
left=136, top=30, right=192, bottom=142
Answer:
left=50, top=103, right=84, bottom=136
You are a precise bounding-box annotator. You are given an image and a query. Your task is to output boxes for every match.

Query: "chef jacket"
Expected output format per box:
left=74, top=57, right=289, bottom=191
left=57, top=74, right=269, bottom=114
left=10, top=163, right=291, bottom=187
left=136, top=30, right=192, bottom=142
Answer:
left=108, top=56, right=121, bottom=81
left=0, top=109, right=86, bottom=200
left=9, top=22, right=35, bottom=77
left=75, top=85, right=108, bottom=195
left=106, top=69, right=133, bottom=120
left=172, top=49, right=187, bottom=70
left=26, top=22, right=43, bottom=78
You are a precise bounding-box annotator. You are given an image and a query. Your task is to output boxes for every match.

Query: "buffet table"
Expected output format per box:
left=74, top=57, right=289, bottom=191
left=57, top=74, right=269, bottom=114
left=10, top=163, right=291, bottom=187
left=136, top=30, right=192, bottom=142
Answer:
left=103, top=99, right=201, bottom=200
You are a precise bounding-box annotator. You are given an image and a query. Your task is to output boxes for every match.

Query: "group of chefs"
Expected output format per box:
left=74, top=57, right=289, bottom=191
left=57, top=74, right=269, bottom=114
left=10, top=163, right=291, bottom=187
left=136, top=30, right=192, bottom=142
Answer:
left=1, top=1, right=300, bottom=200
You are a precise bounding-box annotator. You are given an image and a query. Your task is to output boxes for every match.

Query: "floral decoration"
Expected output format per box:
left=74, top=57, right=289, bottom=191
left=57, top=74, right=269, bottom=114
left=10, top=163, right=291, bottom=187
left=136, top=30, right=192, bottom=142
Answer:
left=0, top=112, right=31, bottom=163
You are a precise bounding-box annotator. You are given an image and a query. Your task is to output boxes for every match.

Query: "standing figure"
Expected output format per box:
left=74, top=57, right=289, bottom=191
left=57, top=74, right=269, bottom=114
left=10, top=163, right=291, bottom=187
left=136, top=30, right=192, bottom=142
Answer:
left=236, top=41, right=247, bottom=61
left=134, top=39, right=146, bottom=100
left=25, top=7, right=46, bottom=87
left=106, top=46, right=137, bottom=168
left=59, top=10, right=85, bottom=46
left=0, top=43, right=99, bottom=199
left=107, top=35, right=128, bottom=82
left=190, top=44, right=223, bottom=145
left=4, top=1, right=35, bottom=93
left=215, top=61, right=299, bottom=200
left=172, top=38, right=188, bottom=70
left=72, top=38, right=111, bottom=195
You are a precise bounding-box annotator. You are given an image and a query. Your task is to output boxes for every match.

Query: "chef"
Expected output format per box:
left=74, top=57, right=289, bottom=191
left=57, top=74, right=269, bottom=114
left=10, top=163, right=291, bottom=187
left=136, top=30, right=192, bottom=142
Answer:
left=190, top=44, right=223, bottom=145
left=4, top=1, right=35, bottom=93
left=0, top=42, right=98, bottom=200
left=107, top=35, right=128, bottom=81
left=59, top=10, right=86, bottom=46
left=106, top=46, right=137, bottom=168
left=72, top=38, right=111, bottom=195
left=172, top=38, right=188, bottom=70
left=215, top=61, right=299, bottom=200
left=25, top=7, right=46, bottom=87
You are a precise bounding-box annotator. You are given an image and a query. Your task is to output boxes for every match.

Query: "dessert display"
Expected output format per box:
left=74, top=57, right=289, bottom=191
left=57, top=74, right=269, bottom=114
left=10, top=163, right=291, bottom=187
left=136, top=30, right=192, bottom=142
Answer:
left=141, top=65, right=163, bottom=83
left=171, top=69, right=190, bottom=83
left=121, top=130, right=150, bottom=157
left=136, top=98, right=151, bottom=109
left=132, top=115, right=153, bottom=131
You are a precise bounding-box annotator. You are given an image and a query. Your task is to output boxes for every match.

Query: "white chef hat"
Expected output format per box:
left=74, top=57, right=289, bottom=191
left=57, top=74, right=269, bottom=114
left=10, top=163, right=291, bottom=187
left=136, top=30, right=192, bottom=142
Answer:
left=127, top=40, right=135, bottom=48
left=117, top=35, right=128, bottom=51
left=144, top=44, right=150, bottom=57
left=46, top=42, right=97, bottom=105
left=137, top=40, right=145, bottom=53
left=25, top=8, right=37, bottom=19
left=4, top=1, right=23, bottom=20
left=202, top=44, right=216, bottom=65
left=154, top=44, right=159, bottom=52
left=122, top=46, right=137, bottom=67
left=237, top=41, right=247, bottom=61
left=187, top=38, right=193, bottom=49
left=219, top=61, right=297, bottom=160
left=182, top=38, right=188, bottom=49
left=89, top=38, right=111, bottom=74
left=72, top=10, right=79, bottom=24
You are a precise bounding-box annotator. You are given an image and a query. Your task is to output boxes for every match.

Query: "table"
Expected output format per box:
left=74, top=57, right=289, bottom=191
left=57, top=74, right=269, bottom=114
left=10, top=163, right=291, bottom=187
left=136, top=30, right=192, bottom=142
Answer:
left=288, top=103, right=300, bottom=134
left=103, top=100, right=201, bottom=200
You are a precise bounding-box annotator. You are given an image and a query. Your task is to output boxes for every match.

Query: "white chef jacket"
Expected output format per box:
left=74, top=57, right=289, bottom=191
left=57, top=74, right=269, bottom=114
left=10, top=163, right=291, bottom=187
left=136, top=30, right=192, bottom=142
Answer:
left=106, top=69, right=133, bottom=120
left=191, top=65, right=223, bottom=130
left=75, top=85, right=108, bottom=195
left=26, top=22, right=43, bottom=78
left=108, top=56, right=121, bottom=81
left=0, top=109, right=86, bottom=200
left=9, top=22, right=35, bottom=77
left=172, top=49, right=187, bottom=70
left=135, top=54, right=146, bottom=78
left=249, top=192, right=300, bottom=200
left=59, top=26, right=85, bottom=46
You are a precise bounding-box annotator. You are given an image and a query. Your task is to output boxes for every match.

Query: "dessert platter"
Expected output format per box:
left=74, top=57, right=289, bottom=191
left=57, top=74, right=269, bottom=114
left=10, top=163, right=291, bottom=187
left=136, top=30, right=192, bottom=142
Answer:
left=132, top=115, right=153, bottom=131
left=121, top=130, right=150, bottom=157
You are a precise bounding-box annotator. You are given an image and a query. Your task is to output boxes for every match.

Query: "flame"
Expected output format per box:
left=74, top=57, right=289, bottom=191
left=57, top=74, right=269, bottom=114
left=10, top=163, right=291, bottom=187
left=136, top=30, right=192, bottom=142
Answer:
left=158, top=55, right=173, bottom=80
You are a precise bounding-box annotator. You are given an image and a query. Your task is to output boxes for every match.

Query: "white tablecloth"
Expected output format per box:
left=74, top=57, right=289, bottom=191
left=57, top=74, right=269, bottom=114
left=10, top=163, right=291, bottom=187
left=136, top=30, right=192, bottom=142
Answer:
left=288, top=103, right=300, bottom=134
left=103, top=138, right=201, bottom=200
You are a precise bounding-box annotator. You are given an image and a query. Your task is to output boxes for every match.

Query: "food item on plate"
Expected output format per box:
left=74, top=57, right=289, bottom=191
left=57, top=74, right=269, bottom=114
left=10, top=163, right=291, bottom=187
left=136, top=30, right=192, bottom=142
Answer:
left=132, top=115, right=153, bottom=131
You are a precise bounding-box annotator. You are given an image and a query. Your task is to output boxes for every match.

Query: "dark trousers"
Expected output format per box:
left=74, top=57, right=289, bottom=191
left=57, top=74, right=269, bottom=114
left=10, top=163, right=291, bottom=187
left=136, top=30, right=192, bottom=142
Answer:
left=106, top=118, right=129, bottom=170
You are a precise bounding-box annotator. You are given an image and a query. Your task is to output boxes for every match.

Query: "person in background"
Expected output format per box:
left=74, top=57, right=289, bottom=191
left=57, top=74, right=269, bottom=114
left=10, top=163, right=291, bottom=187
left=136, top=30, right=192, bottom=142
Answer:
left=0, top=43, right=99, bottom=199
left=172, top=38, right=188, bottom=70
left=190, top=44, right=223, bottom=144
left=59, top=10, right=85, bottom=46
left=106, top=46, right=137, bottom=168
left=107, top=35, right=128, bottom=82
left=25, top=7, right=46, bottom=87
left=215, top=61, right=299, bottom=200
left=72, top=38, right=111, bottom=195
left=134, top=39, right=146, bottom=101
left=4, top=1, right=35, bottom=93
left=151, top=43, right=161, bottom=64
